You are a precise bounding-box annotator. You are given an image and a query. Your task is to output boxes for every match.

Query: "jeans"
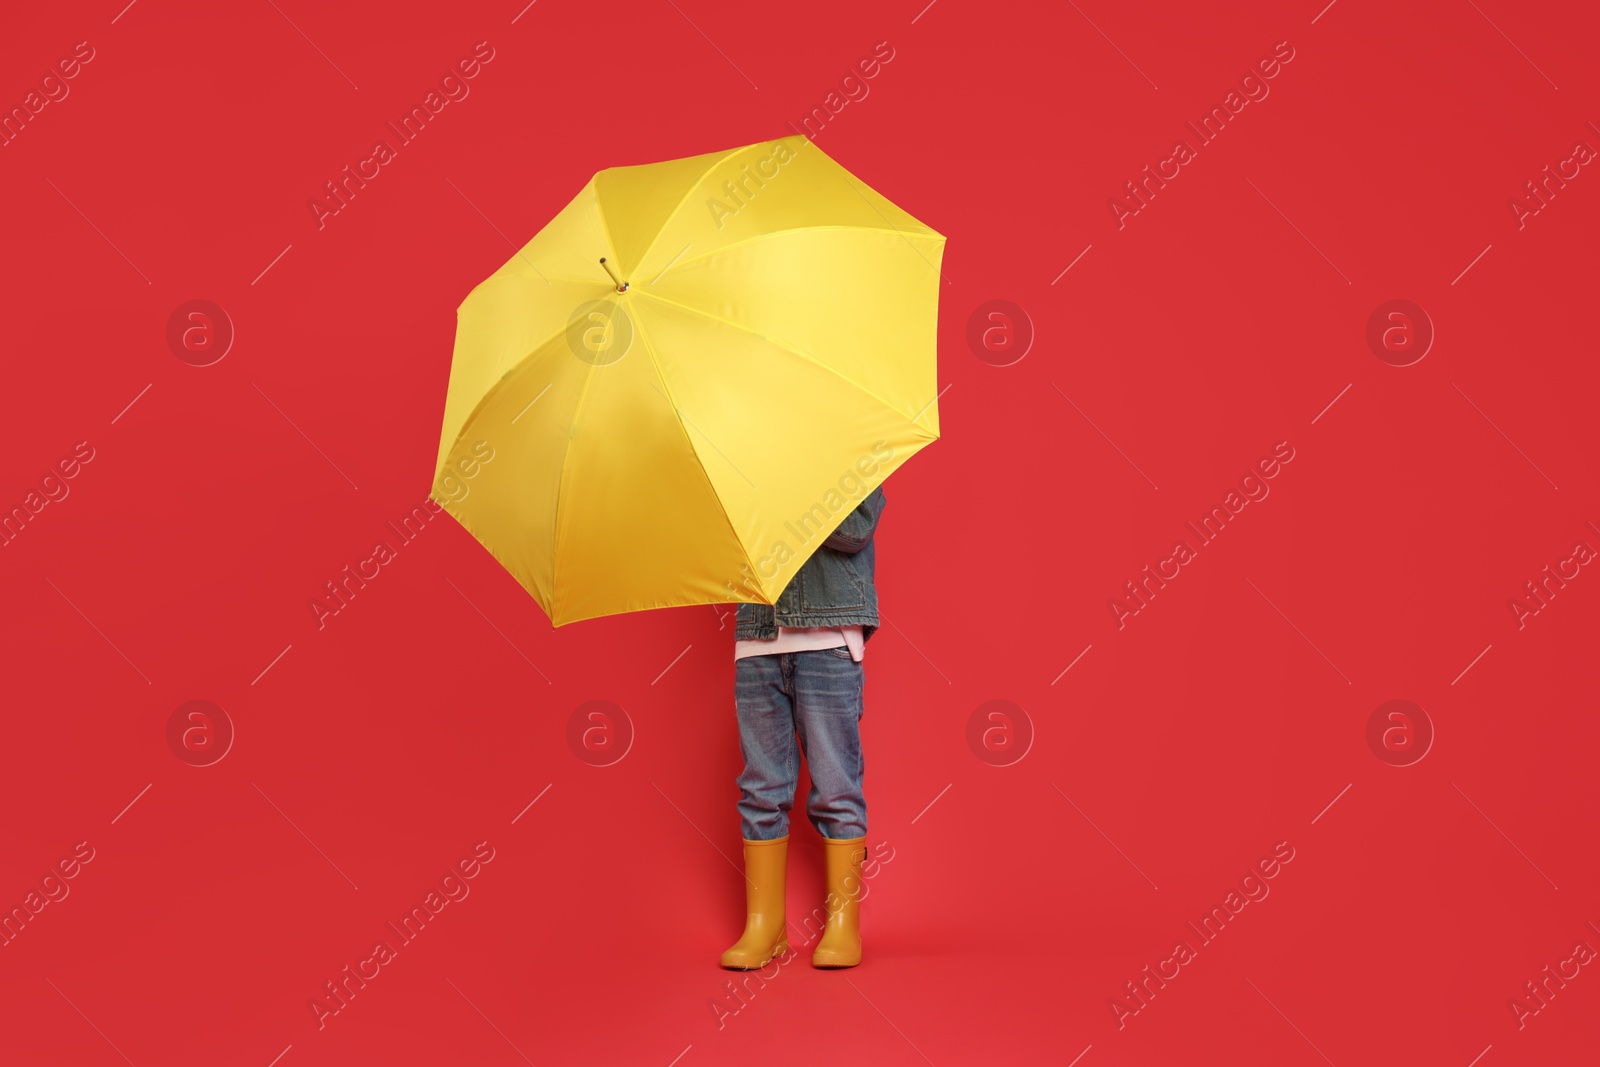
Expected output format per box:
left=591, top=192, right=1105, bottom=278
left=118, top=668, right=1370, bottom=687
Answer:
left=734, top=648, right=866, bottom=841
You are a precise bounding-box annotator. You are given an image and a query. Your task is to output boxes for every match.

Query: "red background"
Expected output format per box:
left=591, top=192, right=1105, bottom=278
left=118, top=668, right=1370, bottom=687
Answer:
left=3, top=1, right=1598, bottom=1064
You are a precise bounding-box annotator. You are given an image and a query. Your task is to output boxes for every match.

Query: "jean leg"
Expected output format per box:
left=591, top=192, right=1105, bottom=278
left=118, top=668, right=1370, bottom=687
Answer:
left=734, top=654, right=800, bottom=840
left=791, top=648, right=867, bottom=840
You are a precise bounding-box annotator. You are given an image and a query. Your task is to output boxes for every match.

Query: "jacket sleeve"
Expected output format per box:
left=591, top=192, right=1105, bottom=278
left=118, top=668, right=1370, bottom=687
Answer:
left=823, top=486, right=886, bottom=555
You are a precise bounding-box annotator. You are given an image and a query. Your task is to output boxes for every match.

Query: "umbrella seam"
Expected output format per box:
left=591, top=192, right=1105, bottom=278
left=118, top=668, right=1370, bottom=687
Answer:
left=548, top=335, right=601, bottom=625
left=628, top=143, right=753, bottom=277
left=471, top=270, right=607, bottom=291
left=439, top=326, right=583, bottom=617
left=441, top=265, right=614, bottom=480
left=629, top=301, right=764, bottom=604
left=644, top=224, right=942, bottom=279
left=432, top=310, right=583, bottom=484
left=633, top=287, right=938, bottom=434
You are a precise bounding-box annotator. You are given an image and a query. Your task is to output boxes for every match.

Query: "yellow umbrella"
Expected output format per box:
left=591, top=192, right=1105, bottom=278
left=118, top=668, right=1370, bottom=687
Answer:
left=431, top=135, right=945, bottom=626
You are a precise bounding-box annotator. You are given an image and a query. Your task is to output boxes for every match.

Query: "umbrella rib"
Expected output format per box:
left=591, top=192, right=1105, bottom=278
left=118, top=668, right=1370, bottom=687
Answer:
left=633, top=288, right=936, bottom=434
left=481, top=269, right=607, bottom=287
left=645, top=224, right=941, bottom=281
left=629, top=307, right=764, bottom=602
left=443, top=266, right=621, bottom=478
left=447, top=326, right=592, bottom=618
left=818, top=161, right=950, bottom=285
left=433, top=314, right=575, bottom=482
left=547, top=343, right=601, bottom=625
left=626, top=144, right=750, bottom=277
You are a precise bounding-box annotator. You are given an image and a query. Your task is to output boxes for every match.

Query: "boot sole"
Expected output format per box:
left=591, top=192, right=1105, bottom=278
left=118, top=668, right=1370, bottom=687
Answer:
left=720, top=940, right=789, bottom=970
left=810, top=953, right=861, bottom=968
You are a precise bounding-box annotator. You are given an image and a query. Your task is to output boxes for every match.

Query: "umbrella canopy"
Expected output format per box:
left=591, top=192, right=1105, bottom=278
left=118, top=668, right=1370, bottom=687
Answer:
left=431, top=135, right=944, bottom=626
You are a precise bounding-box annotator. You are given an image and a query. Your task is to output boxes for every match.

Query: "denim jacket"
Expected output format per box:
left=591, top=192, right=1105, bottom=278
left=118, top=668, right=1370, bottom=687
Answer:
left=735, top=487, right=886, bottom=643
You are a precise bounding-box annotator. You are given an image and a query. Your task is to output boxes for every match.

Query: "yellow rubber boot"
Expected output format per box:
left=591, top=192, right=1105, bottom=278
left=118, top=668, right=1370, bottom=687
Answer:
left=720, top=836, right=789, bottom=969
left=812, top=836, right=867, bottom=968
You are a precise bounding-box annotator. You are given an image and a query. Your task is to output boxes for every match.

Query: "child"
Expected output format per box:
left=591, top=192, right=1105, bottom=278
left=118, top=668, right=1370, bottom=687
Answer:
left=720, top=485, right=886, bottom=970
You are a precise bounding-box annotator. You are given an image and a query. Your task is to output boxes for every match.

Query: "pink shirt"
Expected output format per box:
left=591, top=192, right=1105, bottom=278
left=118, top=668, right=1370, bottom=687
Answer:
left=734, top=625, right=865, bottom=663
